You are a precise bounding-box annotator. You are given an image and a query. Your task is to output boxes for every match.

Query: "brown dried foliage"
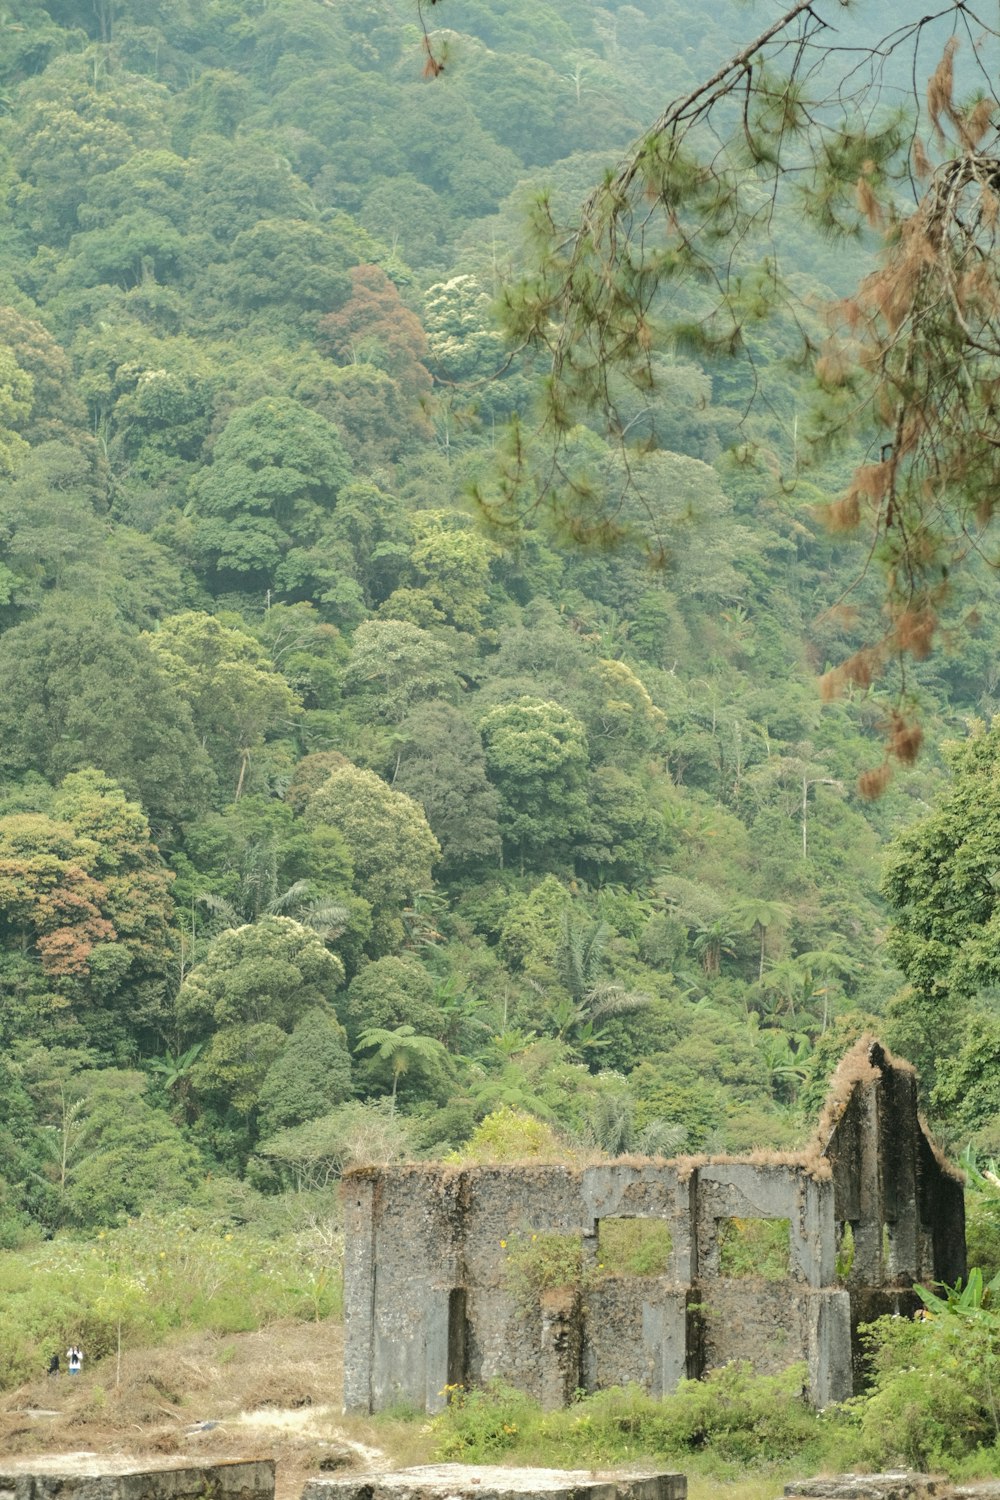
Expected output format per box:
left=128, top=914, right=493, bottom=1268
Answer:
left=835, top=295, right=864, bottom=335
left=814, top=341, right=851, bottom=388
left=856, top=175, right=883, bottom=229
left=912, top=136, right=933, bottom=182
left=421, top=34, right=444, bottom=76
left=813, top=1036, right=889, bottom=1146
left=858, top=763, right=893, bottom=799
left=853, top=460, right=893, bottom=501
left=959, top=95, right=995, bottom=151
left=818, top=667, right=843, bottom=702
left=825, top=492, right=861, bottom=532
left=888, top=710, right=924, bottom=763
left=892, top=607, right=936, bottom=660
left=838, top=648, right=880, bottom=691
left=927, top=36, right=958, bottom=145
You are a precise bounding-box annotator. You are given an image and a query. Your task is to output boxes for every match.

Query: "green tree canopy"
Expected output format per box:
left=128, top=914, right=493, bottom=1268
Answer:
left=188, top=397, right=351, bottom=589
left=63, top=1068, right=204, bottom=1227
left=0, top=604, right=213, bottom=830
left=177, top=915, right=344, bottom=1037
left=257, top=1006, right=352, bottom=1135
left=479, top=697, right=590, bottom=870
left=344, top=618, right=459, bottom=724
left=883, top=718, right=1000, bottom=1079
left=143, top=611, right=299, bottom=800
left=176, top=915, right=346, bottom=1161
left=305, top=765, right=440, bottom=952
left=393, top=701, right=503, bottom=876
left=341, top=953, right=443, bottom=1046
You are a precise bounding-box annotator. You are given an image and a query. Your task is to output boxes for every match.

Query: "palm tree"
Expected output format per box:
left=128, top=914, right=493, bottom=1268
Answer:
left=148, top=1041, right=204, bottom=1114
left=199, top=879, right=348, bottom=944
left=430, top=976, right=491, bottom=1051
left=148, top=1043, right=202, bottom=1089
left=469, top=1034, right=567, bottom=1121
left=355, top=1024, right=447, bottom=1110
left=554, top=910, right=610, bottom=1000
left=757, top=1028, right=812, bottom=1104
left=795, top=946, right=862, bottom=1032
left=552, top=911, right=652, bottom=1055
left=753, top=958, right=824, bottom=1038
left=691, top=917, right=738, bottom=977
left=733, top=897, right=792, bottom=982
left=400, top=889, right=449, bottom=950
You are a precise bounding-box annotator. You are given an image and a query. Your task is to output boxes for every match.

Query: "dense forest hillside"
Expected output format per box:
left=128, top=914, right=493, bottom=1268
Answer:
left=0, top=0, right=999, bottom=1251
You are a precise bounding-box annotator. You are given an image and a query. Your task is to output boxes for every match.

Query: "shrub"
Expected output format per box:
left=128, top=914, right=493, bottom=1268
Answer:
left=583, top=1363, right=820, bottom=1467
left=847, top=1274, right=1000, bottom=1471
left=431, top=1362, right=831, bottom=1473
left=448, top=1108, right=571, bottom=1164
left=967, top=1193, right=1000, bottom=1282
left=718, top=1218, right=790, bottom=1280
left=433, top=1381, right=538, bottom=1460
left=848, top=1313, right=994, bottom=1469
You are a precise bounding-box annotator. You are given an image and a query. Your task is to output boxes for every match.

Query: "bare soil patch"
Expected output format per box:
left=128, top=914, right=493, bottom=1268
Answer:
left=0, top=1320, right=403, bottom=1500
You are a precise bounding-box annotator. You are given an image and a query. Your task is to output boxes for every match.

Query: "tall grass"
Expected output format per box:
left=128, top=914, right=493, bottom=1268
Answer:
left=0, top=1209, right=342, bottom=1388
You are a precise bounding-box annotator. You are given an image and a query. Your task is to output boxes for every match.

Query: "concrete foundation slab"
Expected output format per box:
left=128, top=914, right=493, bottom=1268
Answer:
left=784, top=1475, right=943, bottom=1500
left=302, top=1466, right=686, bottom=1500
left=0, top=1457, right=275, bottom=1500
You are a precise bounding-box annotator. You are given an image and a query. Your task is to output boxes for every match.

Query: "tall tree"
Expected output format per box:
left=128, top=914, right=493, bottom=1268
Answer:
left=305, top=765, right=440, bottom=953
left=883, top=718, right=1000, bottom=1081
left=188, top=398, right=351, bottom=589
left=176, top=915, right=346, bottom=1161
left=0, top=604, right=213, bottom=830
left=392, top=701, right=503, bottom=876
left=142, top=611, right=299, bottom=800
left=355, top=1023, right=448, bottom=1110
left=479, top=697, right=590, bottom=871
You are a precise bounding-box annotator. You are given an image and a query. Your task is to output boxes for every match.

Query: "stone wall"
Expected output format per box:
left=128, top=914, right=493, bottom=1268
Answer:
left=343, top=1039, right=965, bottom=1414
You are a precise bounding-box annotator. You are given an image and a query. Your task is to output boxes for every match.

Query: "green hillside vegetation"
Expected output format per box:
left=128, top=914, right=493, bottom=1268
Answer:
left=1, top=0, right=1000, bottom=1470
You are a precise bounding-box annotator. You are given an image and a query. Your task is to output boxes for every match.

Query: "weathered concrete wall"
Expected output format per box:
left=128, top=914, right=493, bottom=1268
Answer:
left=341, top=1157, right=852, bottom=1413
left=583, top=1279, right=691, bottom=1398
left=342, top=1165, right=468, bottom=1413
left=343, top=1039, right=964, bottom=1415
left=819, top=1039, right=966, bottom=1390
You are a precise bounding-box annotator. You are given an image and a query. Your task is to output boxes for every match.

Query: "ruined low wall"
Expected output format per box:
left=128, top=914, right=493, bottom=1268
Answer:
left=342, top=1041, right=964, bottom=1416
left=342, top=1157, right=853, bottom=1414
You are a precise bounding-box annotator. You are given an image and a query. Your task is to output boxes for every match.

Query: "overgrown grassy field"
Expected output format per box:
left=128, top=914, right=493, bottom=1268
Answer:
left=0, top=1209, right=341, bottom=1389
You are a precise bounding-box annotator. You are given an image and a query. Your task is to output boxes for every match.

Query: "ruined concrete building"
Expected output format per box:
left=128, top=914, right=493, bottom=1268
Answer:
left=343, top=1039, right=966, bottom=1414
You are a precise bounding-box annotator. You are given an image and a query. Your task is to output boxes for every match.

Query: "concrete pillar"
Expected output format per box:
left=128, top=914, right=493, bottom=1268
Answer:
left=808, top=1290, right=852, bottom=1407
left=789, top=1176, right=836, bottom=1288
left=539, top=1289, right=583, bottom=1409
left=641, top=1292, right=690, bottom=1397
left=341, top=1176, right=377, bottom=1413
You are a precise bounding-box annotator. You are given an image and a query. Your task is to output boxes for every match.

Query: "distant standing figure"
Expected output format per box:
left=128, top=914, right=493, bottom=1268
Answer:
left=47, top=1352, right=59, bottom=1377
left=67, top=1345, right=82, bottom=1375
